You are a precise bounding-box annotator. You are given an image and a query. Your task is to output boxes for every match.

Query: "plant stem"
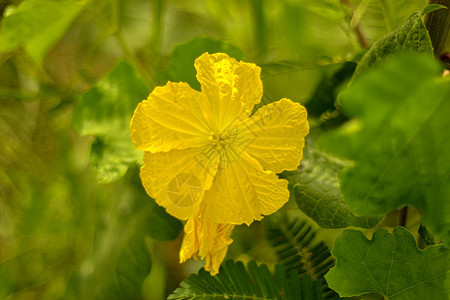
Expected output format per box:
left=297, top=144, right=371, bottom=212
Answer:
left=424, top=0, right=450, bottom=67
left=150, top=0, right=164, bottom=82
left=341, top=0, right=369, bottom=49
left=112, top=0, right=155, bottom=87
left=399, top=206, right=408, bottom=227
left=150, top=0, right=164, bottom=55
left=252, top=0, right=267, bottom=61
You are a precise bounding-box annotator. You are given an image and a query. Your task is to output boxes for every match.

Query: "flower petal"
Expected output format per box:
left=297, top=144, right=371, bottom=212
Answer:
left=180, top=210, right=234, bottom=275
left=195, top=53, right=262, bottom=131
left=141, top=147, right=220, bottom=220
left=130, top=82, right=211, bottom=153
left=204, top=151, right=289, bottom=225
left=242, top=98, right=309, bottom=173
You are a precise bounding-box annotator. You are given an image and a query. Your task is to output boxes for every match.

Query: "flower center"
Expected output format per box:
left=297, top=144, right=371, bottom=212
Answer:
left=206, top=126, right=245, bottom=166
left=210, top=132, right=231, bottom=150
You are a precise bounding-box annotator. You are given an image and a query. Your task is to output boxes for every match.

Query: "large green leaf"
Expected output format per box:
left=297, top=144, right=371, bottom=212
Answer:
left=283, top=144, right=381, bottom=229
left=72, top=61, right=149, bottom=183
left=325, top=227, right=449, bottom=299
left=320, top=54, right=450, bottom=245
left=0, top=0, right=85, bottom=62
left=353, top=11, right=433, bottom=78
left=166, top=36, right=244, bottom=90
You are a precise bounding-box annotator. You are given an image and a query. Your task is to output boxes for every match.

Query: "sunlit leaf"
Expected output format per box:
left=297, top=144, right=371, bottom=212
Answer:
left=320, top=54, right=450, bottom=245
left=325, top=227, right=449, bottom=299
left=422, top=4, right=447, bottom=15
left=0, top=0, right=85, bottom=62
left=72, top=61, right=149, bottom=183
left=353, top=11, right=433, bottom=78
left=351, top=0, right=429, bottom=53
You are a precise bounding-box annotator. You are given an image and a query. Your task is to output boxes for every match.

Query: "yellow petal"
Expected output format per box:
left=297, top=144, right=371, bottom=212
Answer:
left=204, top=151, right=289, bottom=225
left=141, top=147, right=220, bottom=220
left=130, top=82, right=211, bottom=153
left=204, top=243, right=229, bottom=276
left=195, top=53, right=262, bottom=131
left=180, top=209, right=234, bottom=275
left=242, top=98, right=309, bottom=173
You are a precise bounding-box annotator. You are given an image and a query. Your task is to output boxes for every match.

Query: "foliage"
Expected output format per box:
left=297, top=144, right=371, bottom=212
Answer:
left=0, top=0, right=85, bottom=62
left=1, top=0, right=449, bottom=299
left=72, top=61, right=148, bottom=183
left=168, top=259, right=335, bottom=300
left=305, top=61, right=356, bottom=118
left=283, top=144, right=381, bottom=228
left=266, top=216, right=338, bottom=299
left=352, top=11, right=433, bottom=77
left=326, top=227, right=449, bottom=299
left=320, top=54, right=450, bottom=245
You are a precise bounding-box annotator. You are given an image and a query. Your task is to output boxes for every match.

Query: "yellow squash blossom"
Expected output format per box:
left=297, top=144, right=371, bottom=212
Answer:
left=130, top=52, right=309, bottom=274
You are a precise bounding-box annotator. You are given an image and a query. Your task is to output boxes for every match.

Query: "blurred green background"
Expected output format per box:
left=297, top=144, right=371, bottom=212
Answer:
left=0, top=0, right=428, bottom=299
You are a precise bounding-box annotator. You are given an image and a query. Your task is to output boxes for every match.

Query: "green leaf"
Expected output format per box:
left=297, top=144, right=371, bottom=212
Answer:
left=320, top=54, right=450, bottom=245
left=166, top=36, right=244, bottom=90
left=146, top=198, right=183, bottom=242
left=168, top=259, right=326, bottom=300
left=283, top=144, right=381, bottom=228
left=72, top=61, right=149, bottom=183
left=108, top=234, right=152, bottom=299
left=0, top=0, right=85, bottom=62
left=325, top=227, right=449, bottom=299
left=353, top=11, right=433, bottom=78
left=422, top=4, right=447, bottom=16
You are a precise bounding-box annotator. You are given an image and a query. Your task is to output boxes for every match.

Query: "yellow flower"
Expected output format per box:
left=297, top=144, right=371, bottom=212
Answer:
left=130, top=52, right=309, bottom=274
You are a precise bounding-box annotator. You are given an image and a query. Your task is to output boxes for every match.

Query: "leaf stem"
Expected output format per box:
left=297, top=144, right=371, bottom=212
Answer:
left=252, top=0, right=267, bottom=61
left=115, top=31, right=155, bottom=87
left=149, top=0, right=164, bottom=82
left=112, top=0, right=155, bottom=87
left=341, top=0, right=369, bottom=49
left=150, top=0, right=164, bottom=55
